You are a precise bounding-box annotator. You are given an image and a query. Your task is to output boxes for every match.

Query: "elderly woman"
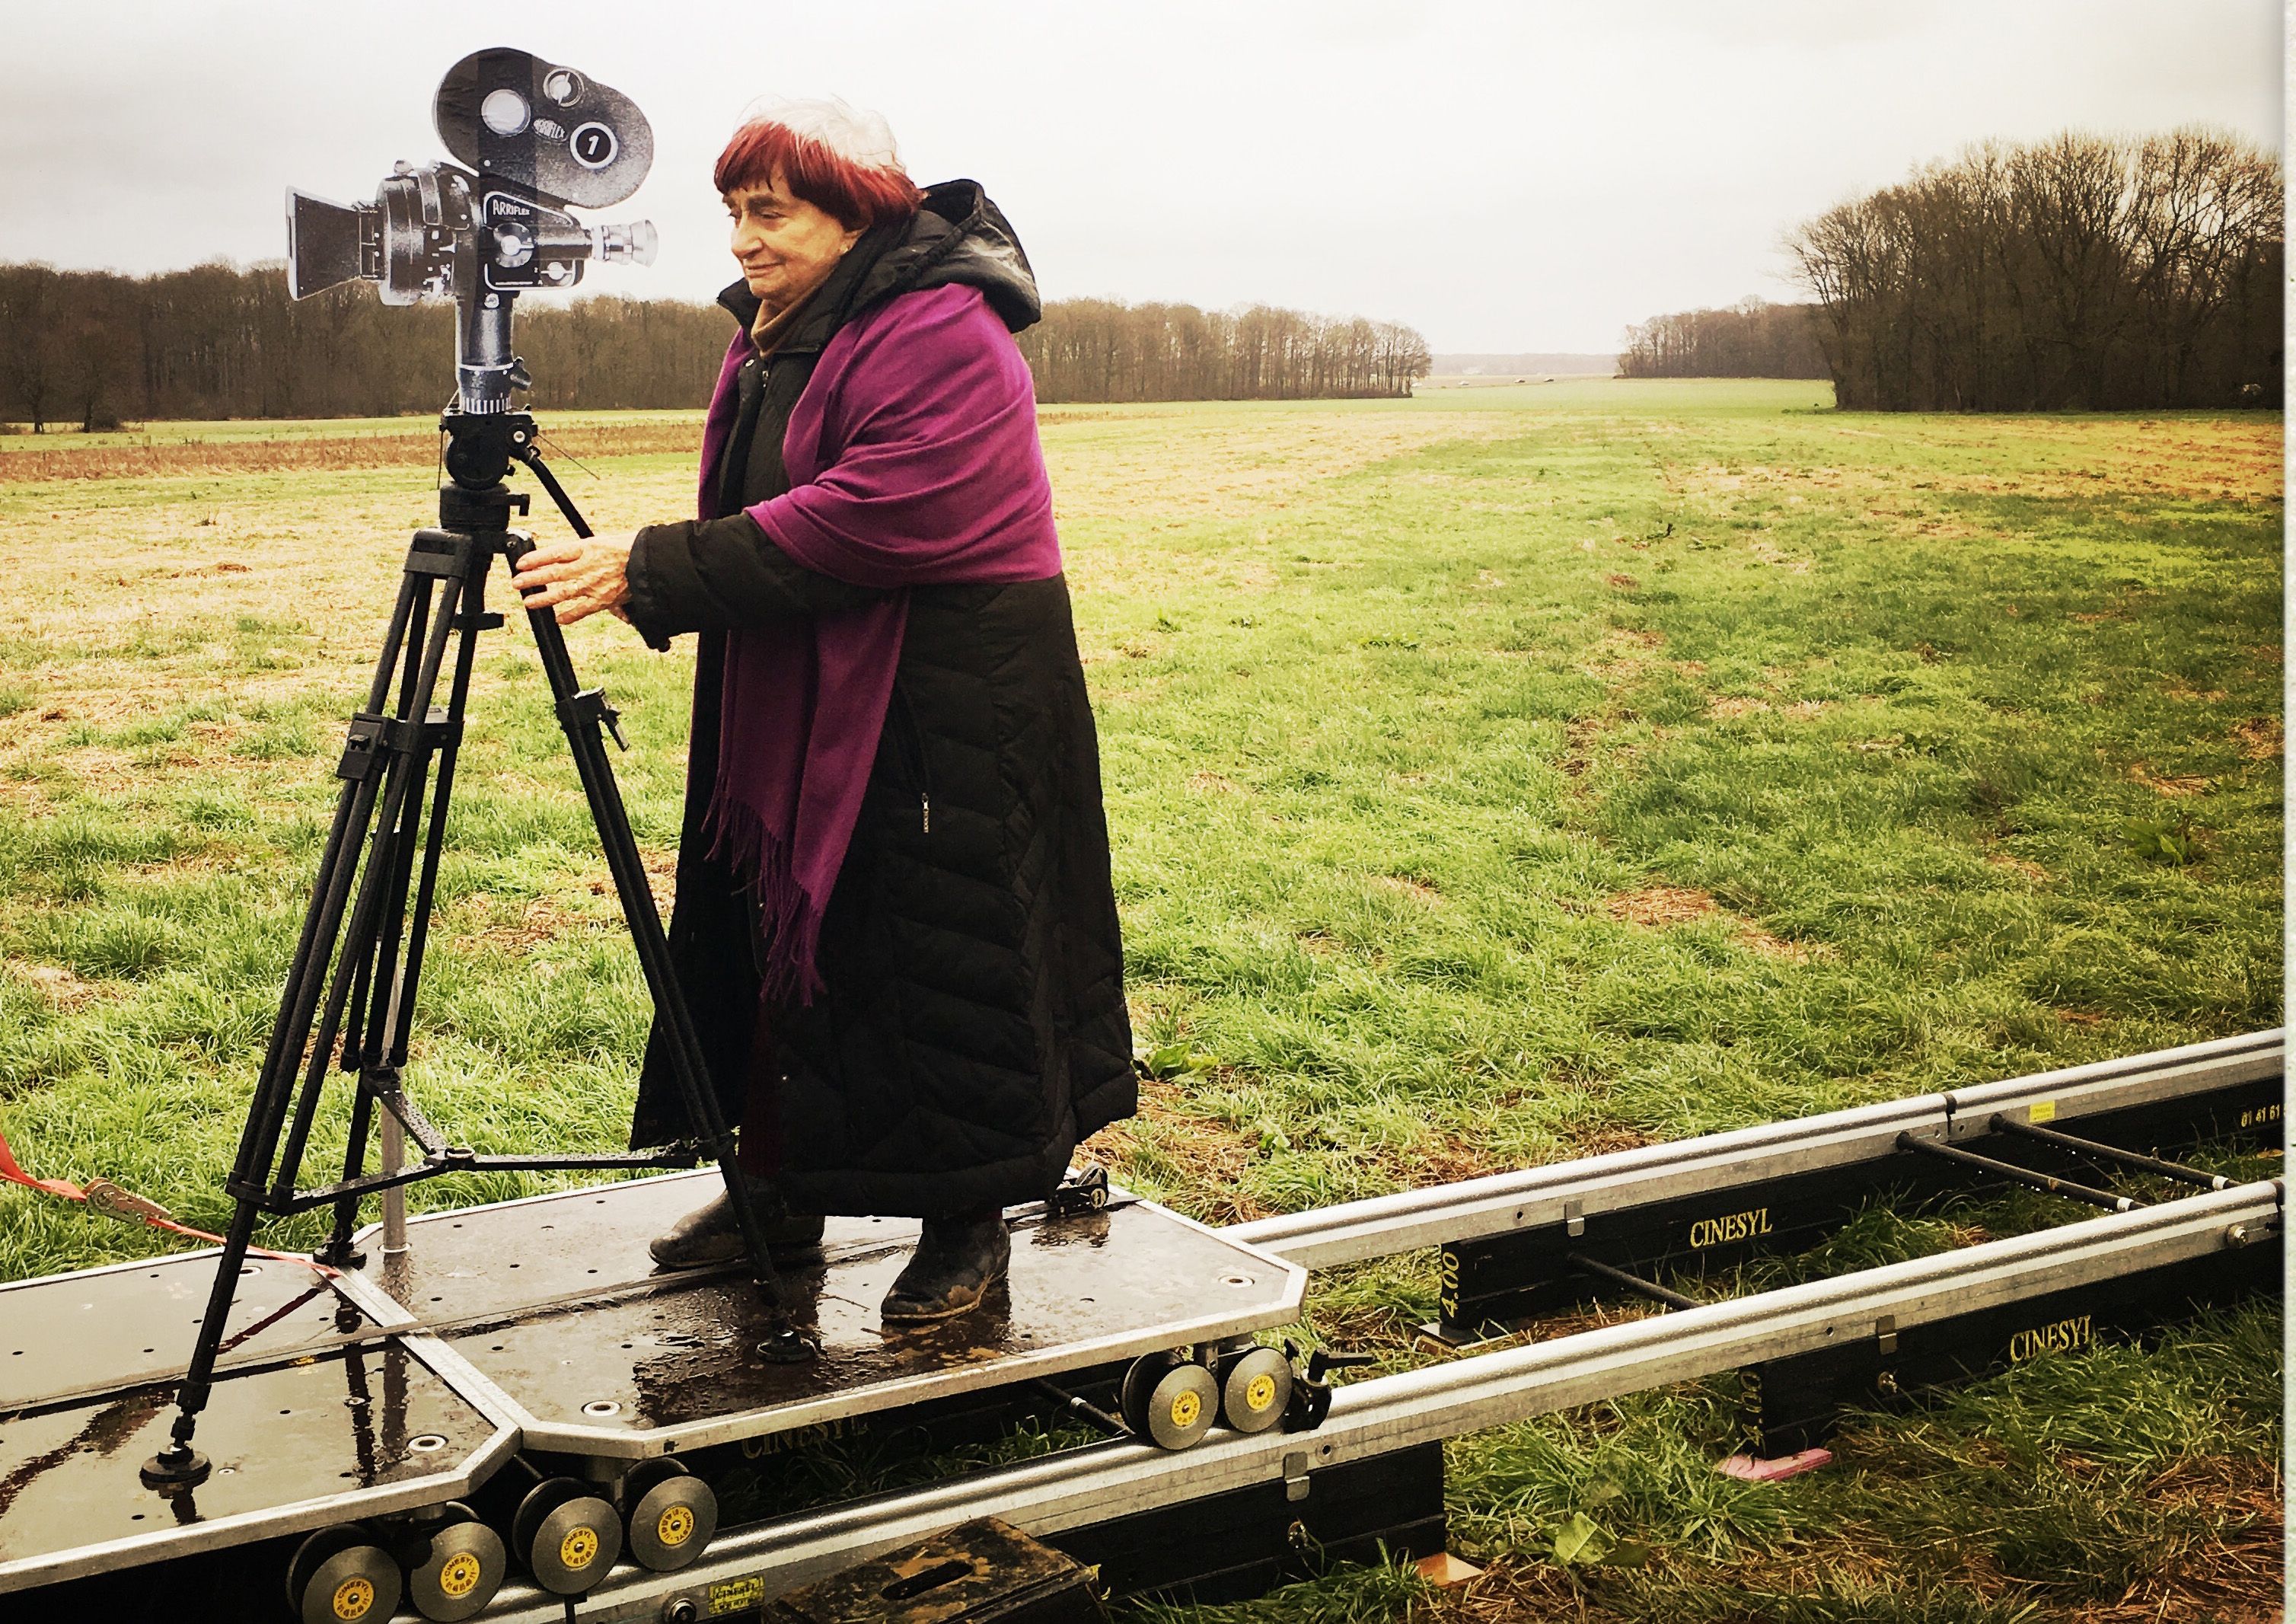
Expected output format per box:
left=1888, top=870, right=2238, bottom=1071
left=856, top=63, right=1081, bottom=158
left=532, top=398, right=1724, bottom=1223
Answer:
left=511, top=102, right=1134, bottom=1323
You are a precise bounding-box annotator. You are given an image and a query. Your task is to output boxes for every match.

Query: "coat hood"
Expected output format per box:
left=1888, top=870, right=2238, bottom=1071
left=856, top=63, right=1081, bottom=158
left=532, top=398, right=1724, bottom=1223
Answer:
left=871, top=180, right=1041, bottom=333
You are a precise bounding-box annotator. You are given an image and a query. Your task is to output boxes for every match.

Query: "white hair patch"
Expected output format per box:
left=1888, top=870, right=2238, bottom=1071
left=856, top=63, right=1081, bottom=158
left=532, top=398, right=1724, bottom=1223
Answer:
left=745, top=96, right=904, bottom=171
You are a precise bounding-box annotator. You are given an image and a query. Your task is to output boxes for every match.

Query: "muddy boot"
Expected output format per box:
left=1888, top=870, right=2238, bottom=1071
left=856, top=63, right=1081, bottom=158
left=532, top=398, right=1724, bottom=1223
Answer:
left=880, top=1209, right=1011, bottom=1323
left=649, top=1177, right=825, bottom=1270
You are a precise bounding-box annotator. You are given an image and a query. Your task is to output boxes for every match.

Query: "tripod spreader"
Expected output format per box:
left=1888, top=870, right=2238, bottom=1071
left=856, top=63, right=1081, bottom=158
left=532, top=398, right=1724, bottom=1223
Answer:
left=147, top=413, right=815, bottom=1489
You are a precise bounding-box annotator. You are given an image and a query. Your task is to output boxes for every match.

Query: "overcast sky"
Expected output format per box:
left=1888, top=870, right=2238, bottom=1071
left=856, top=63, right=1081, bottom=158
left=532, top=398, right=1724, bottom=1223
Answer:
left=2, top=1, right=2279, bottom=353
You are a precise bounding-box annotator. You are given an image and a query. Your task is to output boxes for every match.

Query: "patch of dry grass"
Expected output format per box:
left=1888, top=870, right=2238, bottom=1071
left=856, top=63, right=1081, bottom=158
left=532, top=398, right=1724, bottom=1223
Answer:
left=1606, top=885, right=1717, bottom=927
left=2128, top=761, right=2214, bottom=797
left=0, top=420, right=708, bottom=483
left=2231, top=716, right=2282, bottom=760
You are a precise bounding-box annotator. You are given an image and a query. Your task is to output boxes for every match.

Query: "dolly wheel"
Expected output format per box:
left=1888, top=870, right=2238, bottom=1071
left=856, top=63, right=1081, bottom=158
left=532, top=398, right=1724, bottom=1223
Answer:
left=402, top=1503, right=507, bottom=1622
left=1130, top=1361, right=1218, bottom=1450
left=285, top=1523, right=402, bottom=1624
left=512, top=1476, right=623, bottom=1596
left=623, top=1459, right=719, bottom=1572
left=1118, top=1353, right=1168, bottom=1437
left=1219, top=1346, right=1294, bottom=1434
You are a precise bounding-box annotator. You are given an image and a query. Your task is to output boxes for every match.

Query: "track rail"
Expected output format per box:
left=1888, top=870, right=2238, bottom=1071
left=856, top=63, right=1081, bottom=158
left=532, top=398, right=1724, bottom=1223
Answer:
left=479, top=1179, right=2283, bottom=1622
left=1226, top=1029, right=2281, bottom=1268
left=487, top=1032, right=2280, bottom=1621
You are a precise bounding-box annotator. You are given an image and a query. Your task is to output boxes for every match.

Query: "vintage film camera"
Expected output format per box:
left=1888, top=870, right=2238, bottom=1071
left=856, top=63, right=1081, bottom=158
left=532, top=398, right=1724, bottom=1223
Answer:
left=285, top=47, right=657, bottom=411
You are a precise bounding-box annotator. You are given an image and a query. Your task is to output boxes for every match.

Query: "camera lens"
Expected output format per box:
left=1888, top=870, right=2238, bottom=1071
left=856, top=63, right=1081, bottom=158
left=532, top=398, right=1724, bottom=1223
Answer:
left=569, top=123, right=618, bottom=170
left=481, top=88, right=531, bottom=136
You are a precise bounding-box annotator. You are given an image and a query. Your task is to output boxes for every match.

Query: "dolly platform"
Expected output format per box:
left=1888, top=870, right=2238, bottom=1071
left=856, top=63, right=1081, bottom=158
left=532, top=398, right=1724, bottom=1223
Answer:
left=349, top=1173, right=1304, bottom=1459
left=0, top=1176, right=1306, bottom=1615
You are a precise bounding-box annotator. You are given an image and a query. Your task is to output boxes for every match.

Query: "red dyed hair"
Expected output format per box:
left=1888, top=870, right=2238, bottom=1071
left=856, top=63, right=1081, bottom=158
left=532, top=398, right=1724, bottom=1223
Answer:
left=714, top=114, right=925, bottom=231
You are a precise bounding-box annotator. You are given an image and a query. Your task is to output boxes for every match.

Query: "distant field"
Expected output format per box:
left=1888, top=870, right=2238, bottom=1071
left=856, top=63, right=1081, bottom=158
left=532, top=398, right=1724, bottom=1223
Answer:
left=0, top=381, right=1820, bottom=475
left=0, top=407, right=709, bottom=448
left=0, top=378, right=2279, bottom=1619
left=0, top=408, right=708, bottom=481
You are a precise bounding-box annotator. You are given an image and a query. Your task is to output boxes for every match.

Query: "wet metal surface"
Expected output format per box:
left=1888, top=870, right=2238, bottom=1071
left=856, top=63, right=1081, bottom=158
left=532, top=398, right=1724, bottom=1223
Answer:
left=0, top=1173, right=1300, bottom=1584
left=354, top=1169, right=726, bottom=1325
left=0, top=1253, right=365, bottom=1412
left=432, top=1187, right=1304, bottom=1455
left=0, top=1341, right=504, bottom=1590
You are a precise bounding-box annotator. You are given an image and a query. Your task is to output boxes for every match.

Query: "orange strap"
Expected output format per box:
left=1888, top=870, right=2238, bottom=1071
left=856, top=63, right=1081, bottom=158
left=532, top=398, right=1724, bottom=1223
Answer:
left=0, top=1125, right=334, bottom=1276
left=0, top=1126, right=84, bottom=1200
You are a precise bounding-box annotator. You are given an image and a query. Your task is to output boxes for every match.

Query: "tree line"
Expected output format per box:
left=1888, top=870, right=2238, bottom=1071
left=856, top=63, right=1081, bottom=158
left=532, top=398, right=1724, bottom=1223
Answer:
left=0, top=263, right=751, bottom=429
left=1786, top=128, right=2282, bottom=410
left=1012, top=299, right=1430, bottom=401
left=1617, top=298, right=1827, bottom=379
left=0, top=261, right=1432, bottom=429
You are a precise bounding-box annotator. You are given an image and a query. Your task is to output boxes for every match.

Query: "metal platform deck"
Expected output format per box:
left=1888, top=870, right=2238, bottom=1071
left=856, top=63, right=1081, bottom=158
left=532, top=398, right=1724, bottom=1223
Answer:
left=346, top=1171, right=1306, bottom=1457
left=0, top=1180, right=1303, bottom=1592
left=0, top=1327, right=512, bottom=1589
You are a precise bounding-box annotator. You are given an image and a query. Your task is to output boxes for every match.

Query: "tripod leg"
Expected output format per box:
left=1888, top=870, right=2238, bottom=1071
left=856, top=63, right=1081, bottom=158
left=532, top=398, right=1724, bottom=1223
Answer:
left=325, top=681, right=461, bottom=1252
left=381, top=547, right=493, bottom=1072
left=327, top=544, right=494, bottom=1257
left=269, top=558, right=467, bottom=1205
left=151, top=540, right=479, bottom=1484
left=499, top=527, right=808, bottom=1361
left=324, top=1083, right=379, bottom=1265
left=324, top=736, right=431, bottom=1261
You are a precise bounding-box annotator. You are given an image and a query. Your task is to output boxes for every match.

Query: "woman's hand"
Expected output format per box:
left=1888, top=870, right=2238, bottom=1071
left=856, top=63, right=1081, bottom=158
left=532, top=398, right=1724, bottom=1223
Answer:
left=512, top=533, right=636, bottom=626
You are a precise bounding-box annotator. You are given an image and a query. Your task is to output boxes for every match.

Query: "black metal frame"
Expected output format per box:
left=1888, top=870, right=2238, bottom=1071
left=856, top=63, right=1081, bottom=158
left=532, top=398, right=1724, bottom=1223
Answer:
left=1051, top=1441, right=1448, bottom=1604
left=1423, top=1080, right=2283, bottom=1457
left=1743, top=1232, right=2278, bottom=1456
left=1430, top=1076, right=2284, bottom=1345
left=144, top=410, right=809, bottom=1490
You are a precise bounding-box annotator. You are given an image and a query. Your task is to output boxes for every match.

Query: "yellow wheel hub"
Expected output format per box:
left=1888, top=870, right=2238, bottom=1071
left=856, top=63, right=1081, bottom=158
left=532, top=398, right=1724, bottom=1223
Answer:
left=560, top=1526, right=600, bottom=1571
left=438, top=1551, right=483, bottom=1599
left=658, top=1504, right=696, bottom=1548
left=331, top=1577, right=375, bottom=1620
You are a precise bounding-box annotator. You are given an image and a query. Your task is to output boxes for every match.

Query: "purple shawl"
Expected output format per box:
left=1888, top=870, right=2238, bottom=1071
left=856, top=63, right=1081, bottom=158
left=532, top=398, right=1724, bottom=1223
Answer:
left=696, top=282, right=1063, bottom=1003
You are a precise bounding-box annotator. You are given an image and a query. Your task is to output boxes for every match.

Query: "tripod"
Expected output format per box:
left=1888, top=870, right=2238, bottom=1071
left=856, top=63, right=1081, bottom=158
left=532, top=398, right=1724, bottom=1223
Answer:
left=143, top=410, right=810, bottom=1490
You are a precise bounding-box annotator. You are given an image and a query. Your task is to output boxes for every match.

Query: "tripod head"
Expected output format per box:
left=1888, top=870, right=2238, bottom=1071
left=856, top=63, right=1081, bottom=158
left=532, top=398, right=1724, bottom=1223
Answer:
left=285, top=48, right=658, bottom=413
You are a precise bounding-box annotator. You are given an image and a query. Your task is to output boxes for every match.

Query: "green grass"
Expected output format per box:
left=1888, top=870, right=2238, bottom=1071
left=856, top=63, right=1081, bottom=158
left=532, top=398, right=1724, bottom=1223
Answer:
left=0, top=381, right=2279, bottom=1617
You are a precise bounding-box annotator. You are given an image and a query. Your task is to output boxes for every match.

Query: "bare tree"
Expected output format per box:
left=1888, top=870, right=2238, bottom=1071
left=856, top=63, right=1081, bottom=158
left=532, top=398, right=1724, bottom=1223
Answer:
left=1786, top=127, right=2281, bottom=411
left=1619, top=298, right=1828, bottom=379
left=0, top=263, right=61, bottom=431
left=1012, top=298, right=1430, bottom=403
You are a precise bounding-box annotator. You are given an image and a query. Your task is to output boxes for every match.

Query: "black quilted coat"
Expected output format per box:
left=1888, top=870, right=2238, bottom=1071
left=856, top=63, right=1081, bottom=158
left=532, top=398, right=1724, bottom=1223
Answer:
left=621, top=182, right=1135, bottom=1217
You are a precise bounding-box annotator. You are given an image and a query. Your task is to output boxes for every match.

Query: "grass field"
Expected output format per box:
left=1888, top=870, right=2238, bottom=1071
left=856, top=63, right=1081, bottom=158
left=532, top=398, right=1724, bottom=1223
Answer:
left=0, top=378, right=2282, bottom=1619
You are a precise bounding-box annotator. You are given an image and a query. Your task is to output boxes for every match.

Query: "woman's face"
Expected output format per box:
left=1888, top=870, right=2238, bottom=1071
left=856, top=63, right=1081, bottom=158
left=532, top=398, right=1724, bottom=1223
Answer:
left=725, top=171, right=862, bottom=316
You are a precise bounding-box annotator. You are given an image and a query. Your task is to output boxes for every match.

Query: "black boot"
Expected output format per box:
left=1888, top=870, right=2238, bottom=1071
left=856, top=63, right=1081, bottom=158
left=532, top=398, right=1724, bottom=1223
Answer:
left=649, top=1176, right=825, bottom=1270
left=880, top=1208, right=1011, bottom=1323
